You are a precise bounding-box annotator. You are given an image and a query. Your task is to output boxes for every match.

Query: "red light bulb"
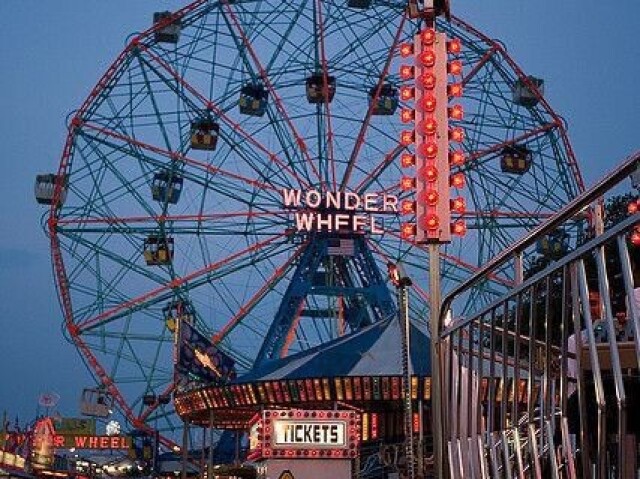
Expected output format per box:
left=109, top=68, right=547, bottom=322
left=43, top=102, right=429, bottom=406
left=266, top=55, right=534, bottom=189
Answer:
left=449, top=150, right=465, bottom=166
left=451, top=220, right=467, bottom=236
left=421, top=164, right=438, bottom=182
left=421, top=189, right=439, bottom=206
left=448, top=60, right=463, bottom=76
left=399, top=65, right=414, bottom=80
left=628, top=201, right=639, bottom=215
left=448, top=83, right=463, bottom=97
left=400, top=176, right=416, bottom=191
left=420, top=94, right=436, bottom=112
left=400, top=153, right=415, bottom=168
left=450, top=127, right=465, bottom=143
left=399, top=43, right=414, bottom=57
left=419, top=50, right=436, bottom=67
left=420, top=72, right=437, bottom=90
left=400, top=130, right=414, bottom=146
left=447, top=38, right=462, bottom=54
left=420, top=28, right=436, bottom=45
left=418, top=141, right=438, bottom=159
left=420, top=117, right=438, bottom=135
left=400, top=86, right=415, bottom=101
left=401, top=223, right=416, bottom=239
left=400, top=108, right=415, bottom=123
left=451, top=196, right=466, bottom=212
left=449, top=104, right=464, bottom=120
left=451, top=172, right=466, bottom=188
left=422, top=214, right=440, bottom=230
left=400, top=200, right=416, bottom=215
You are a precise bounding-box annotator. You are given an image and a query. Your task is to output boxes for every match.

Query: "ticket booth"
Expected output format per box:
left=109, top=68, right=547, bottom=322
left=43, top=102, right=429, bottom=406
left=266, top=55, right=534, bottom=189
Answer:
left=248, top=409, right=360, bottom=479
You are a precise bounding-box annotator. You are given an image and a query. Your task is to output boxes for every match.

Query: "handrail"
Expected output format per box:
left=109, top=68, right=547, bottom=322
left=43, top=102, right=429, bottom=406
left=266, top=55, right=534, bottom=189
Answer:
left=440, top=213, right=639, bottom=336
left=438, top=150, right=640, bottom=333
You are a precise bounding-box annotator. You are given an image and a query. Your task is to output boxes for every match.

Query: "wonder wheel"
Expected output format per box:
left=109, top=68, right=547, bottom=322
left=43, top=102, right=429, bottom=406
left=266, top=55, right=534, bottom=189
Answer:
left=41, top=0, right=583, bottom=439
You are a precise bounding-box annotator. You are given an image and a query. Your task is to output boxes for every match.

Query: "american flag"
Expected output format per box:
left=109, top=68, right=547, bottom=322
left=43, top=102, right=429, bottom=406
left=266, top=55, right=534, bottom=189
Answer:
left=327, top=238, right=355, bottom=257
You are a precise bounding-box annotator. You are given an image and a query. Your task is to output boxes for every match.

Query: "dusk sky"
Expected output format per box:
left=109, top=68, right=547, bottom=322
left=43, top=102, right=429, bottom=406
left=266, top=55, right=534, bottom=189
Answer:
left=1, top=1, right=639, bottom=426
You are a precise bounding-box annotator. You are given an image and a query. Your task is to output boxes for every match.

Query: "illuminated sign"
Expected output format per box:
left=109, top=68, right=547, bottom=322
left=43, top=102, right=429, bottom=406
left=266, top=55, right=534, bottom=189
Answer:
left=248, top=409, right=360, bottom=461
left=46, top=435, right=131, bottom=449
left=273, top=421, right=345, bottom=447
left=282, top=189, right=398, bottom=234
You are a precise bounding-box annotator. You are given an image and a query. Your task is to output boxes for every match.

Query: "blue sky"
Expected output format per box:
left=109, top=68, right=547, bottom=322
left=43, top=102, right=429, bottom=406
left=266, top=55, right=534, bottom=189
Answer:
left=0, top=1, right=639, bottom=424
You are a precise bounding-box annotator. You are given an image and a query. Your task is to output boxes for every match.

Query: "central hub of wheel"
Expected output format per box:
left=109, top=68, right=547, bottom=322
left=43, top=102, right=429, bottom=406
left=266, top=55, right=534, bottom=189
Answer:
left=281, top=188, right=399, bottom=234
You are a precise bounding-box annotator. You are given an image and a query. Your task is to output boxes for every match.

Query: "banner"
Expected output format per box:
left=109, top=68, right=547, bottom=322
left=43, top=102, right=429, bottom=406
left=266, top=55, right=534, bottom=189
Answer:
left=175, top=319, right=236, bottom=385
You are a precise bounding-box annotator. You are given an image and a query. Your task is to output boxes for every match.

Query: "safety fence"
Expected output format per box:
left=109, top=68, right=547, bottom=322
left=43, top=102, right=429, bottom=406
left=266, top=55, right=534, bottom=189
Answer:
left=438, top=153, right=640, bottom=478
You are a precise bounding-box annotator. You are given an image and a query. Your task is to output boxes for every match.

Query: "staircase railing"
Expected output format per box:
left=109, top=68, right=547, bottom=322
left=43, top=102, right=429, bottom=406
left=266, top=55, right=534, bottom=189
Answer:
left=437, top=152, right=640, bottom=478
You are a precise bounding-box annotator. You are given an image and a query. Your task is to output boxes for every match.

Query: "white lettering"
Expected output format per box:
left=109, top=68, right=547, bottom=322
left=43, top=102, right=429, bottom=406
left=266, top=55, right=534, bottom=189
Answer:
left=383, top=194, right=398, bottom=212
left=325, top=191, right=341, bottom=209
left=295, top=213, right=314, bottom=231
left=316, top=215, right=333, bottom=231
left=344, top=192, right=360, bottom=211
left=353, top=216, right=367, bottom=232
left=282, top=189, right=302, bottom=207
left=364, top=193, right=378, bottom=212
left=335, top=214, right=350, bottom=230
left=306, top=190, right=322, bottom=208
left=371, top=217, right=383, bottom=234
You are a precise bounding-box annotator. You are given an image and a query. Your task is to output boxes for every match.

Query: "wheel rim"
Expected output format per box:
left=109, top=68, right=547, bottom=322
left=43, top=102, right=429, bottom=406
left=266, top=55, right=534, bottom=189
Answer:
left=48, top=1, right=582, bottom=439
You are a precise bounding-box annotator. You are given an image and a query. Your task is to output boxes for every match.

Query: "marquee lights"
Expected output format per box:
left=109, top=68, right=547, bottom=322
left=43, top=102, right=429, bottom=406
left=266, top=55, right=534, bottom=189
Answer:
left=397, top=26, right=467, bottom=242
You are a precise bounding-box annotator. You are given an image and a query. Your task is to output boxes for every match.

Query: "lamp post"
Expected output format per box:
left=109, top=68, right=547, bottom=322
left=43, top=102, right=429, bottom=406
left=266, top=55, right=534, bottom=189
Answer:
left=387, top=262, right=415, bottom=479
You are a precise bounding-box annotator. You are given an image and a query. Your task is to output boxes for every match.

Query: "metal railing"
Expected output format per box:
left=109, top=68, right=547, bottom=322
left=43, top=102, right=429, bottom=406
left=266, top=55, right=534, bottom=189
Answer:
left=437, top=152, right=640, bottom=478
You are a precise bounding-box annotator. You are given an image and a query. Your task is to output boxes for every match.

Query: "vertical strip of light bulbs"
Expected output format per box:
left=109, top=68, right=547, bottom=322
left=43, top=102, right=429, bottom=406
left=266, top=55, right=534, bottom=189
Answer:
left=399, top=28, right=466, bottom=242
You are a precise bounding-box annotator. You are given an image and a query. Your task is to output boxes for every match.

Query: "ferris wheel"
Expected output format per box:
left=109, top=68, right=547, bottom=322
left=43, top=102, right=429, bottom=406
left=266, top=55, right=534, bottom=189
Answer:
left=39, top=0, right=583, bottom=439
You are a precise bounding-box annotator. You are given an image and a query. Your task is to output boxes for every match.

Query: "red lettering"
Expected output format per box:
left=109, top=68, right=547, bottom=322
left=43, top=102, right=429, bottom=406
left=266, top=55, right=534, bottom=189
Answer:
left=74, top=436, right=88, bottom=448
left=53, top=435, right=65, bottom=448
left=100, top=437, right=109, bottom=449
left=89, top=437, right=98, bottom=448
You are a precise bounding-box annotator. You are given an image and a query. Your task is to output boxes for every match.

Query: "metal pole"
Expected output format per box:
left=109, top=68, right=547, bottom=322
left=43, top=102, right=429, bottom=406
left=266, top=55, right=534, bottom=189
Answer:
left=398, top=284, right=415, bottom=479
left=208, top=411, right=214, bottom=479
left=181, top=420, right=189, bottom=479
left=429, top=243, right=445, bottom=479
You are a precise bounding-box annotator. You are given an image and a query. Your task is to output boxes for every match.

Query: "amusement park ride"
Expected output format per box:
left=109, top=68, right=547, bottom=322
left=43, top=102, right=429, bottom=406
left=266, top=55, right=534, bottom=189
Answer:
left=20, top=0, right=614, bottom=477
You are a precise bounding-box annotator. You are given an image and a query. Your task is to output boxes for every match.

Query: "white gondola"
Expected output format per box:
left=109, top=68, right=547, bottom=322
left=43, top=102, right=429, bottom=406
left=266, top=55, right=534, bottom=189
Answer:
left=512, top=76, right=544, bottom=107
left=79, top=388, right=113, bottom=418
left=306, top=73, right=336, bottom=104
left=153, top=11, right=181, bottom=44
left=151, top=171, right=183, bottom=204
left=34, top=173, right=67, bottom=205
left=143, top=236, right=174, bottom=266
